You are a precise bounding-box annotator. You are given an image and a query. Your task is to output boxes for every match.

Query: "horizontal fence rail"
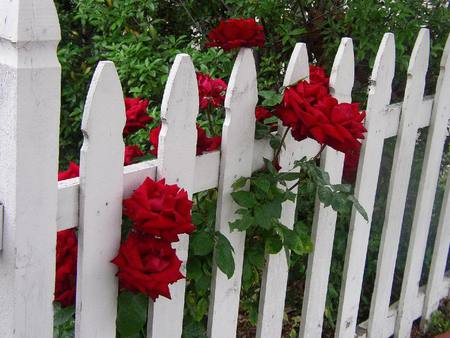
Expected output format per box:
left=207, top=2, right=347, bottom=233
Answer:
left=0, top=1, right=449, bottom=338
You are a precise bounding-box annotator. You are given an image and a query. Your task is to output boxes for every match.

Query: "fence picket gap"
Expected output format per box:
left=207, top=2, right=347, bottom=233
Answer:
left=336, top=33, right=396, bottom=338
left=299, top=37, right=354, bottom=338
left=146, top=54, right=198, bottom=338
left=367, top=28, right=430, bottom=337
left=0, top=1, right=60, bottom=336
left=256, top=43, right=314, bottom=338
left=75, top=61, right=125, bottom=338
left=208, top=48, right=258, bottom=338
left=396, top=32, right=449, bottom=336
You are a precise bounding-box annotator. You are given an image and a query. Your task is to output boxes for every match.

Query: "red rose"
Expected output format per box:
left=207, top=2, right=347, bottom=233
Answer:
left=58, top=162, right=79, bottom=181
left=276, top=77, right=366, bottom=153
left=206, top=18, right=265, bottom=51
left=255, top=106, right=272, bottom=122
left=343, top=149, right=360, bottom=184
left=123, top=177, right=195, bottom=242
left=149, top=124, right=221, bottom=156
left=309, top=65, right=329, bottom=87
left=197, top=72, right=227, bottom=110
left=124, top=97, right=152, bottom=135
left=54, top=229, right=78, bottom=307
left=111, top=232, right=183, bottom=300
left=124, top=145, right=144, bottom=166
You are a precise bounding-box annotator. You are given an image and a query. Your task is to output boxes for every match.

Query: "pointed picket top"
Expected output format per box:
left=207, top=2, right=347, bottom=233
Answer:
left=394, top=30, right=446, bottom=337
left=81, top=61, right=126, bottom=141
left=76, top=61, right=125, bottom=337
left=366, top=33, right=396, bottom=117
left=283, top=43, right=309, bottom=86
left=147, top=53, right=198, bottom=338
left=0, top=0, right=60, bottom=42
left=336, top=33, right=395, bottom=338
left=208, top=47, right=258, bottom=338
left=329, top=38, right=354, bottom=103
left=157, top=53, right=198, bottom=187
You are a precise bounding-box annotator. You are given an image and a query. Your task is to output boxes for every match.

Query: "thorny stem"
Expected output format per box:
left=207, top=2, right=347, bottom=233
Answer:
left=313, top=144, right=326, bottom=161
left=274, top=127, right=291, bottom=163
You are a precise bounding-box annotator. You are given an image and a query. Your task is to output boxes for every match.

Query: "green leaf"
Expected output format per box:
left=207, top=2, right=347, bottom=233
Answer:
left=253, top=176, right=271, bottom=193
left=116, top=291, right=149, bottom=338
left=231, top=176, right=249, bottom=191
left=193, top=297, right=209, bottom=322
left=215, top=233, right=235, bottom=279
left=191, top=231, right=214, bottom=256
left=269, top=135, right=282, bottom=151
left=259, top=90, right=283, bottom=107
left=348, top=195, right=369, bottom=221
left=265, top=234, right=283, bottom=254
left=191, top=212, right=204, bottom=226
left=231, top=191, right=257, bottom=208
left=229, top=216, right=254, bottom=232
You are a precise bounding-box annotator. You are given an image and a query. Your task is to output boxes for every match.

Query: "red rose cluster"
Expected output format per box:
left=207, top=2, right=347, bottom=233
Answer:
left=112, top=177, right=194, bottom=300
left=206, top=18, right=265, bottom=51
left=275, top=65, right=366, bottom=181
left=197, top=72, right=227, bottom=110
left=149, top=124, right=221, bottom=156
left=123, top=97, right=152, bottom=136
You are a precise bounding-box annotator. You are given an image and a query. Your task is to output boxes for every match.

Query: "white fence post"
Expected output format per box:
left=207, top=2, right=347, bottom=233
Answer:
left=335, top=33, right=395, bottom=338
left=299, top=37, right=354, bottom=338
left=396, top=31, right=449, bottom=337
left=368, top=28, right=430, bottom=337
left=208, top=48, right=258, bottom=338
left=0, top=0, right=61, bottom=337
left=256, top=43, right=314, bottom=338
left=147, top=54, right=198, bottom=338
left=75, top=61, right=126, bottom=338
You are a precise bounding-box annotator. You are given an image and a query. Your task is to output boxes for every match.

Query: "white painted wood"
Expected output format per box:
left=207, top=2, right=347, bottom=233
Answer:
left=75, top=62, right=125, bottom=338
left=357, top=277, right=450, bottom=337
left=147, top=54, right=198, bottom=338
left=0, top=203, right=3, bottom=251
left=299, top=38, right=354, bottom=338
left=54, top=95, right=435, bottom=232
left=368, top=29, right=430, bottom=338
left=0, top=1, right=60, bottom=336
left=208, top=48, right=258, bottom=338
left=336, top=33, right=396, bottom=338
left=421, top=168, right=450, bottom=329
left=396, top=31, right=449, bottom=337
left=257, top=43, right=312, bottom=338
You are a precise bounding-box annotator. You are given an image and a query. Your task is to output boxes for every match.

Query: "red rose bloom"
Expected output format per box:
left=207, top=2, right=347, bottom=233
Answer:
left=124, top=97, right=152, bottom=135
left=149, top=124, right=221, bottom=156
left=111, top=232, right=183, bottom=300
left=54, top=229, right=78, bottom=307
left=124, top=145, right=144, bottom=166
left=206, top=18, right=265, bottom=51
left=309, top=65, right=329, bottom=87
left=197, top=73, right=227, bottom=110
left=58, top=162, right=79, bottom=181
left=276, top=77, right=366, bottom=153
left=343, top=149, right=360, bottom=184
left=123, top=177, right=195, bottom=242
left=255, top=106, right=272, bottom=122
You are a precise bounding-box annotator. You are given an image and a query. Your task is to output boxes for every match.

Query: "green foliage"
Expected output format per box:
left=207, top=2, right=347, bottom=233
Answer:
left=428, top=308, right=450, bottom=336
left=116, top=291, right=148, bottom=338
left=53, top=304, right=75, bottom=338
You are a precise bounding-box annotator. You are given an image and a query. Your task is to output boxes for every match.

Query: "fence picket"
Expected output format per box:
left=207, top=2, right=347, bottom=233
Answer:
left=0, top=1, right=60, bottom=336
left=396, top=32, right=450, bottom=336
left=256, top=43, right=313, bottom=338
left=75, top=62, right=125, bottom=338
left=146, top=54, right=198, bottom=338
left=335, top=33, right=396, bottom=338
left=421, top=168, right=450, bottom=329
left=299, top=38, right=354, bottom=338
left=368, top=28, right=430, bottom=337
left=208, top=48, right=258, bottom=338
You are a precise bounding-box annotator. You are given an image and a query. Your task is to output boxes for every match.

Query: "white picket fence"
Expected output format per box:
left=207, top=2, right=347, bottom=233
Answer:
left=0, top=1, right=449, bottom=338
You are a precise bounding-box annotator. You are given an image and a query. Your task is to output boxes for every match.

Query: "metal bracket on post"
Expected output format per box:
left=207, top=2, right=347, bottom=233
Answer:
left=0, top=203, right=3, bottom=251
